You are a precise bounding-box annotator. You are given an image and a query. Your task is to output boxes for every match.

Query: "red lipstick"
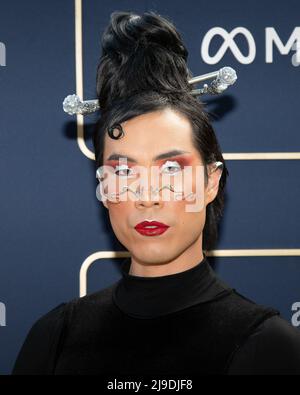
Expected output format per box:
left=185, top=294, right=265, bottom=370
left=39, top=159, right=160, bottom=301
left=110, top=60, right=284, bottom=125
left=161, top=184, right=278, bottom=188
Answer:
left=134, top=221, right=170, bottom=236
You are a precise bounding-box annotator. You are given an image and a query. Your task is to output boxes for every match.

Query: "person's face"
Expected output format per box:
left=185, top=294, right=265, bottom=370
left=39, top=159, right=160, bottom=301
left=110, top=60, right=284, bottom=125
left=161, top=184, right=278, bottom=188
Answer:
left=101, top=108, right=222, bottom=265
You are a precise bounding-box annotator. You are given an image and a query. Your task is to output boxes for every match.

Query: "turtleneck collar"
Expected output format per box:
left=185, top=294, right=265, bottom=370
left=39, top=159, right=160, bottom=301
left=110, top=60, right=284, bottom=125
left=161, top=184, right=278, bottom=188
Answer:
left=112, top=253, right=232, bottom=319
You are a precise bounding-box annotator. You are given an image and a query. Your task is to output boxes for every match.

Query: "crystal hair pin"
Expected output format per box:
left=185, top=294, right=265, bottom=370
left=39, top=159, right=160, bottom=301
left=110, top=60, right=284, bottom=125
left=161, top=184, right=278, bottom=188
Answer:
left=63, top=67, right=237, bottom=116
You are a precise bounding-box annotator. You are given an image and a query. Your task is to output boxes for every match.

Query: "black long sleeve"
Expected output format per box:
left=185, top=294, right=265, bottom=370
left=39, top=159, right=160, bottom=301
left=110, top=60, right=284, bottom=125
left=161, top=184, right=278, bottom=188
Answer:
left=11, top=256, right=300, bottom=375
left=13, top=304, right=300, bottom=375
left=227, top=315, right=300, bottom=375
left=12, top=303, right=66, bottom=375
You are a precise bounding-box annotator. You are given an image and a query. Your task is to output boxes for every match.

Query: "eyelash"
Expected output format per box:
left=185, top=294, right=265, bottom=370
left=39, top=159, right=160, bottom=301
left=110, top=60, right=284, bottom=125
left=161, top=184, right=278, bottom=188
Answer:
left=114, top=161, right=182, bottom=177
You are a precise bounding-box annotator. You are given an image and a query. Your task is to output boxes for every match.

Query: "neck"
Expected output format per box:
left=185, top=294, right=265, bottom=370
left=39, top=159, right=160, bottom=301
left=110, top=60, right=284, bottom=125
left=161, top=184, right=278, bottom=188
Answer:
left=112, top=250, right=232, bottom=319
left=129, top=234, right=204, bottom=277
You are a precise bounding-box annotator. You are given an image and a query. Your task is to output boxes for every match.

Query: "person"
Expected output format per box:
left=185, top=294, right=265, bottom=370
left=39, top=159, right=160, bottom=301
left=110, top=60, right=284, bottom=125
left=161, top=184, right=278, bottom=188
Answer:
left=12, top=10, right=300, bottom=376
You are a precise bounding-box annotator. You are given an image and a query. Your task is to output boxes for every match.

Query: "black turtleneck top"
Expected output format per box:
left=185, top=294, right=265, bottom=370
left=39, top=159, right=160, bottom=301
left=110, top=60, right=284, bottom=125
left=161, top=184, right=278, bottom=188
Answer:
left=113, top=255, right=231, bottom=319
left=12, top=255, right=300, bottom=375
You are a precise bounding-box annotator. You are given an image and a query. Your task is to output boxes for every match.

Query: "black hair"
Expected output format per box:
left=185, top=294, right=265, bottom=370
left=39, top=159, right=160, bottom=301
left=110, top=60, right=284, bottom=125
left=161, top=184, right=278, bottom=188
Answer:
left=93, top=10, right=229, bottom=251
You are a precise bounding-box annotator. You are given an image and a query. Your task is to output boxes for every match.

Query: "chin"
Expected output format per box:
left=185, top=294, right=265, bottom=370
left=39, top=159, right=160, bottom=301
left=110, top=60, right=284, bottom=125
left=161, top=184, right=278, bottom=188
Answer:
left=131, top=248, right=178, bottom=266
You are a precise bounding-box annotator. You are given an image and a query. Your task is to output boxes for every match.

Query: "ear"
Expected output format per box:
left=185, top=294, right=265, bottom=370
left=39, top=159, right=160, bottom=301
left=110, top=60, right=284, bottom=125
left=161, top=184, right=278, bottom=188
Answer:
left=205, top=162, right=223, bottom=205
left=96, top=183, right=109, bottom=209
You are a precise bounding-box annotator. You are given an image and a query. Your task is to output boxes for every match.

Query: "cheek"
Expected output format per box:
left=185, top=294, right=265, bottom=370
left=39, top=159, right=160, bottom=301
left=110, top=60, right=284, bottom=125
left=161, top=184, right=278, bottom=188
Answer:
left=107, top=202, right=129, bottom=223
left=163, top=201, right=205, bottom=250
left=170, top=200, right=206, bottom=230
left=173, top=165, right=206, bottom=199
left=106, top=202, right=133, bottom=242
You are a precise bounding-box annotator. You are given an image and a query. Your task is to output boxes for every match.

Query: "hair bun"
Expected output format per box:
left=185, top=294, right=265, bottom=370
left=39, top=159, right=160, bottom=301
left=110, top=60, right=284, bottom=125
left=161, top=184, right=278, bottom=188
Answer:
left=101, top=12, right=188, bottom=60
left=96, top=11, right=192, bottom=110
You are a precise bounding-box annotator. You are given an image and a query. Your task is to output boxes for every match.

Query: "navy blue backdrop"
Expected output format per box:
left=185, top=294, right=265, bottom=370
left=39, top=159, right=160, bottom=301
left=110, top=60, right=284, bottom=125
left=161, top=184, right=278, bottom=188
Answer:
left=0, top=0, right=299, bottom=375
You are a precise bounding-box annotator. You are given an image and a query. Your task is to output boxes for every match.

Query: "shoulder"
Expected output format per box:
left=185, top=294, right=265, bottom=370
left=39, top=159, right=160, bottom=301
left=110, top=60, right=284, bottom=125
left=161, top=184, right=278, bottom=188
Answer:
left=12, top=302, right=67, bottom=375
left=227, top=315, right=300, bottom=375
left=206, top=288, right=280, bottom=336
left=70, top=281, right=117, bottom=308
left=12, top=282, right=117, bottom=375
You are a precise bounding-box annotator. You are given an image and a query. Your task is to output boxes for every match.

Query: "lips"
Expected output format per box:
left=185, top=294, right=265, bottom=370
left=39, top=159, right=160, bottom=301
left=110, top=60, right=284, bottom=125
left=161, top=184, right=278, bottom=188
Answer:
left=134, top=221, right=170, bottom=236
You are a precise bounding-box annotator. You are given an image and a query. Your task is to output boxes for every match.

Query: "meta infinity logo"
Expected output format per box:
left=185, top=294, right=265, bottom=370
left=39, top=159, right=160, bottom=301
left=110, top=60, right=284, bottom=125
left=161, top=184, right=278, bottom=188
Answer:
left=201, top=27, right=300, bottom=66
left=0, top=42, right=6, bottom=66
left=0, top=302, right=6, bottom=327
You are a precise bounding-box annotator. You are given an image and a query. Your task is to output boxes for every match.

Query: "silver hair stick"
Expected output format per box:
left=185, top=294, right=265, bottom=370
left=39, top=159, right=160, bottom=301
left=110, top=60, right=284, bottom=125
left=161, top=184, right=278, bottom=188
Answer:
left=63, top=66, right=237, bottom=116
left=190, top=66, right=237, bottom=95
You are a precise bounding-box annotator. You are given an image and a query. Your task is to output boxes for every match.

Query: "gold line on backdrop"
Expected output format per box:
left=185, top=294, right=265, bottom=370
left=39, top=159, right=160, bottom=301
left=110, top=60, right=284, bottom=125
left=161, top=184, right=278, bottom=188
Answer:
left=74, top=0, right=300, bottom=161
left=75, top=0, right=94, bottom=160
left=80, top=249, right=300, bottom=297
left=74, top=0, right=300, bottom=287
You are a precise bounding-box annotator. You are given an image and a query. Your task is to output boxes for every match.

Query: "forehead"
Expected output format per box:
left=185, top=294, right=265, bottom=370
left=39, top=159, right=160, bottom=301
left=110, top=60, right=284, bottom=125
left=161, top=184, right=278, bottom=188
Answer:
left=103, top=108, right=199, bottom=160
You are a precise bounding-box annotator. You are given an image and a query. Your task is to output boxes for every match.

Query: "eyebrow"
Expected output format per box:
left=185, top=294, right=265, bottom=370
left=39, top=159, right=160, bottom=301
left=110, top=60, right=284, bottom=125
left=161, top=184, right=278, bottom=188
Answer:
left=105, top=150, right=191, bottom=163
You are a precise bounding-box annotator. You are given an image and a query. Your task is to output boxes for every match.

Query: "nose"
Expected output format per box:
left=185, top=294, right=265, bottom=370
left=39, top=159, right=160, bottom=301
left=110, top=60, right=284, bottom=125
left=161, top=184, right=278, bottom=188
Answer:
left=134, top=186, right=164, bottom=209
